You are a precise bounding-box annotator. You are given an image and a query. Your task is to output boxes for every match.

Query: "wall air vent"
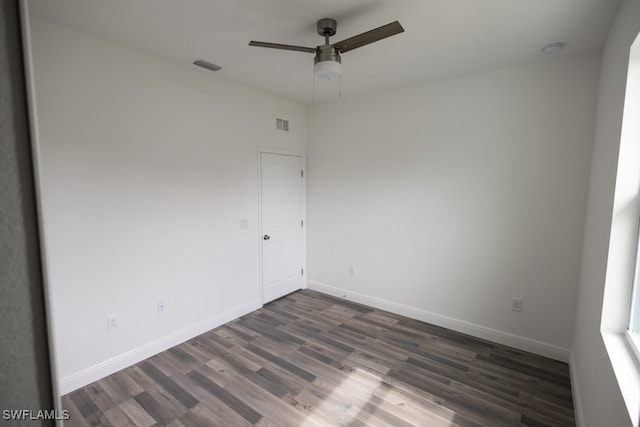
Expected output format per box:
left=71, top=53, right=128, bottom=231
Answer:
left=276, top=118, right=289, bottom=132
left=193, top=59, right=222, bottom=72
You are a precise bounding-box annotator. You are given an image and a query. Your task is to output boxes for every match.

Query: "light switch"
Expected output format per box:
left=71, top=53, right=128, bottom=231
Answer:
left=239, top=218, right=249, bottom=230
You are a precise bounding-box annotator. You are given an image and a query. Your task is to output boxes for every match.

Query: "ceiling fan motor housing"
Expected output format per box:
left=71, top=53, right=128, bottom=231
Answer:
left=315, top=18, right=340, bottom=69
left=314, top=44, right=341, bottom=64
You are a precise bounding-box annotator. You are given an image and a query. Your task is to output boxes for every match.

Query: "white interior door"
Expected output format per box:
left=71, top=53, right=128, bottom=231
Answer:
left=260, top=152, right=304, bottom=303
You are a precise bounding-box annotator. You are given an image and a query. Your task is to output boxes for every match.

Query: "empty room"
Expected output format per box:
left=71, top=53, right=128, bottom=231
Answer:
left=3, top=0, right=640, bottom=425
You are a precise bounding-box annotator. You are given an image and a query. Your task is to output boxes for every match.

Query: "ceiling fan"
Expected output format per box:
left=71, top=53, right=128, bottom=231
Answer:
left=249, top=18, right=404, bottom=79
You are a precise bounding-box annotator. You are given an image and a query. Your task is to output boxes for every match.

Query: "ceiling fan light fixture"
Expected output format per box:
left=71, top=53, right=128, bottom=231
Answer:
left=314, top=60, right=342, bottom=79
left=313, top=44, right=342, bottom=79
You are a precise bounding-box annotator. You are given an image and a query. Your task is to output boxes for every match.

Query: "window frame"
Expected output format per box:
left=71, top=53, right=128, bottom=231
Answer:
left=628, top=209, right=640, bottom=364
left=624, top=33, right=640, bottom=367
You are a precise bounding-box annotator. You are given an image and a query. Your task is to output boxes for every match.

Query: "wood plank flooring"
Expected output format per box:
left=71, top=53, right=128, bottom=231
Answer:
left=61, top=290, right=576, bottom=426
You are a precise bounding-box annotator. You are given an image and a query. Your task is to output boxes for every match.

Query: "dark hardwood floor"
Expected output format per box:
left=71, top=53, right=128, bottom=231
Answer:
left=61, top=290, right=575, bottom=426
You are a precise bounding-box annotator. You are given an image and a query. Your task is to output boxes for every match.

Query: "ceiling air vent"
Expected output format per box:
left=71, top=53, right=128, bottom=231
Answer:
left=193, top=59, right=222, bottom=72
left=276, top=118, right=289, bottom=132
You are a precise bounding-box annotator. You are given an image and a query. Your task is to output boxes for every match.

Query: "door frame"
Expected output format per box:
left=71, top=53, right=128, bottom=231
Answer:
left=257, top=147, right=307, bottom=305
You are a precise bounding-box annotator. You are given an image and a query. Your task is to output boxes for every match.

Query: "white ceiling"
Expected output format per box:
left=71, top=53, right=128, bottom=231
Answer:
left=28, top=0, right=620, bottom=106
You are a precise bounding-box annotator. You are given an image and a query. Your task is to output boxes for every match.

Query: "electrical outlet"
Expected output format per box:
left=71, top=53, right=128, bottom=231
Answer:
left=511, top=298, right=523, bottom=312
left=107, top=314, right=119, bottom=331
left=348, top=265, right=355, bottom=276
left=157, top=301, right=166, bottom=313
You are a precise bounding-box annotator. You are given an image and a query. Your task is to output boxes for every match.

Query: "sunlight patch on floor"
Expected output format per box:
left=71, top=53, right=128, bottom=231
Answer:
left=300, top=366, right=457, bottom=426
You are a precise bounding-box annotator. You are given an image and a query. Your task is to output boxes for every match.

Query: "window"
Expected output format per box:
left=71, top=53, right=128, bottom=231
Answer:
left=599, top=27, right=640, bottom=423
left=629, top=225, right=640, bottom=362
left=625, top=34, right=640, bottom=363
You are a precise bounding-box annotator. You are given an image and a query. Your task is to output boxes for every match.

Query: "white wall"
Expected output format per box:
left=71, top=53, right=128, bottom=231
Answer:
left=307, top=51, right=601, bottom=360
left=29, top=18, right=306, bottom=393
left=572, top=0, right=640, bottom=425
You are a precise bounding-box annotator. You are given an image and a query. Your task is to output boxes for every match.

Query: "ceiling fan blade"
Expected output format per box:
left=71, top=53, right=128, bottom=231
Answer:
left=249, top=41, right=316, bottom=53
left=332, top=21, right=404, bottom=53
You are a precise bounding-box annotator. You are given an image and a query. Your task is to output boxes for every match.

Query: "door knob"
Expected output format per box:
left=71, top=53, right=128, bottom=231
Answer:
left=263, top=234, right=270, bottom=240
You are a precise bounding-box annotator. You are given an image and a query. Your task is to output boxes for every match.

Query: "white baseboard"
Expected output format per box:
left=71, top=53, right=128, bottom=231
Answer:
left=569, top=351, right=586, bottom=427
left=58, top=299, right=261, bottom=395
left=307, top=280, right=570, bottom=363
